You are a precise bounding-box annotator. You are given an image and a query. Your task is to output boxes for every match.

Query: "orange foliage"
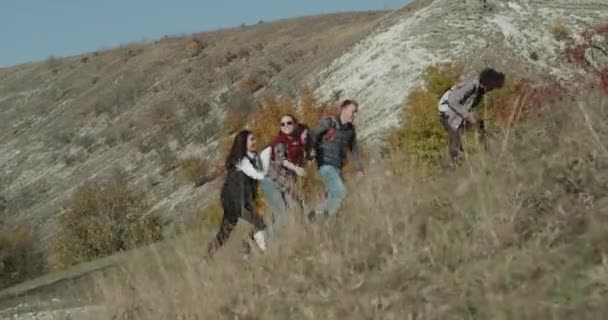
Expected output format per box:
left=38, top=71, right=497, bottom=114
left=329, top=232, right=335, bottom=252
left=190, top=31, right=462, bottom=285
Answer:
left=224, top=110, right=246, bottom=134
left=185, top=38, right=204, bottom=58
left=491, top=79, right=563, bottom=128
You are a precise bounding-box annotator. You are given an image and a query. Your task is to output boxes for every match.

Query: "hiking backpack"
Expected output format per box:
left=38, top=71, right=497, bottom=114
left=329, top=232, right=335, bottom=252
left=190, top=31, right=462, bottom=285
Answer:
left=321, top=116, right=339, bottom=143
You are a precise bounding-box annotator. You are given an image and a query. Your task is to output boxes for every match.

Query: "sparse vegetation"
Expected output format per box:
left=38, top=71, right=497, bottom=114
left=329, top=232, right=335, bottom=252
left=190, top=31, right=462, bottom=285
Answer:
left=223, top=110, right=247, bottom=134
left=185, top=38, right=204, bottom=58
left=0, top=11, right=396, bottom=294
left=238, top=71, right=267, bottom=94
left=198, top=203, right=223, bottom=230
left=0, top=226, right=45, bottom=289
left=155, top=144, right=178, bottom=175
left=238, top=47, right=252, bottom=60
left=178, top=156, right=209, bottom=185
left=99, top=91, right=608, bottom=319
left=563, top=23, right=608, bottom=68
left=224, top=48, right=238, bottom=63
left=52, top=174, right=162, bottom=268
left=268, top=60, right=283, bottom=74
left=551, top=21, right=570, bottom=41
left=385, top=62, right=463, bottom=173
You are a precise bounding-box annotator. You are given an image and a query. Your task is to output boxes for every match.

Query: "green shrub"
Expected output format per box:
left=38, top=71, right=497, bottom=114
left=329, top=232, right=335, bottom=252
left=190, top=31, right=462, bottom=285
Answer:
left=53, top=176, right=163, bottom=268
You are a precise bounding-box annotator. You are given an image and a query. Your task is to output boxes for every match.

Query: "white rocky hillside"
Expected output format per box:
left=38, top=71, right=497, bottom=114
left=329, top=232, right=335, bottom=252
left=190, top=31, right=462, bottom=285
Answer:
left=313, top=0, right=608, bottom=141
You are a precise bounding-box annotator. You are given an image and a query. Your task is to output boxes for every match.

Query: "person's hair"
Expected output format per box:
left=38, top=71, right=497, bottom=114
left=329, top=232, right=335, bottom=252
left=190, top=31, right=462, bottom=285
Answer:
left=295, top=123, right=314, bottom=159
left=280, top=114, right=298, bottom=123
left=479, top=68, right=506, bottom=90
left=225, top=130, right=252, bottom=171
left=340, top=99, right=359, bottom=109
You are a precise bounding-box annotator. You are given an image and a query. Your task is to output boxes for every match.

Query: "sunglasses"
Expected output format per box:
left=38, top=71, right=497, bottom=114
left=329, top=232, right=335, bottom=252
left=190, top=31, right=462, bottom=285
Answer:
left=280, top=121, right=294, bottom=127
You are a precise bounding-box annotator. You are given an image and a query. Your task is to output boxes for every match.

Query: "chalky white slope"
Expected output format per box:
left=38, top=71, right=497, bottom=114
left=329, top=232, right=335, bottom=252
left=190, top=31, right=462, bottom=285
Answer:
left=314, top=0, right=608, bottom=141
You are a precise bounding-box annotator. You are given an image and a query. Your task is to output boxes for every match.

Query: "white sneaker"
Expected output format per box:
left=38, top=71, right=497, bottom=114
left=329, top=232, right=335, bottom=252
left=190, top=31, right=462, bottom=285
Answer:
left=253, top=230, right=267, bottom=252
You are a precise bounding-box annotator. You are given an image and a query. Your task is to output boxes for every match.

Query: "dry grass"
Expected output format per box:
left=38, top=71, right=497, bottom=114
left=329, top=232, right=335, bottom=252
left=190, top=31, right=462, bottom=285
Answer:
left=238, top=71, right=267, bottom=94
left=0, top=12, right=386, bottom=268
left=178, top=156, right=209, bottom=185
left=551, top=21, right=570, bottom=41
left=185, top=38, right=204, bottom=58
left=0, top=227, right=45, bottom=289
left=89, top=91, right=608, bottom=319
left=52, top=174, right=163, bottom=269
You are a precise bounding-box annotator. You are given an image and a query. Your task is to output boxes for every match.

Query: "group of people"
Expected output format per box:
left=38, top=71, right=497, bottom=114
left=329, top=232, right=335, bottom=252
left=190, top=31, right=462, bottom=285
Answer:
left=206, top=68, right=506, bottom=256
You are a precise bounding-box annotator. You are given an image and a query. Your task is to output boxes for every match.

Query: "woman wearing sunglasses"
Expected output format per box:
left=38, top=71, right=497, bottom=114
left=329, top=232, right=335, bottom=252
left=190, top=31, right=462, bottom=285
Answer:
left=261, top=114, right=311, bottom=234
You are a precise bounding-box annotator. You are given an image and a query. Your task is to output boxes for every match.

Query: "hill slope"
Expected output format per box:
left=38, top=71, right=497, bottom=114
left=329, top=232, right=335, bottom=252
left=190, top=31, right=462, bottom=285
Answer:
left=313, top=0, right=608, bottom=140
left=1, top=0, right=608, bottom=318
left=0, top=11, right=387, bottom=250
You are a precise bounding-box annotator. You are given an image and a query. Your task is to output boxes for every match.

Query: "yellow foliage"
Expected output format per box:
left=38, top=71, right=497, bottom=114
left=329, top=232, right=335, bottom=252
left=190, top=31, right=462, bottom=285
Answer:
left=425, top=62, right=464, bottom=95
left=386, top=62, right=463, bottom=174
left=216, top=89, right=331, bottom=216
left=224, top=110, right=246, bottom=135
left=249, top=95, right=296, bottom=147
left=298, top=86, right=329, bottom=126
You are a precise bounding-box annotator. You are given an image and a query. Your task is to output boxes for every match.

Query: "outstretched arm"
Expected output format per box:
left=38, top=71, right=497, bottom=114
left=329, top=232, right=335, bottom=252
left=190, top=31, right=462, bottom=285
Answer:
left=309, top=118, right=332, bottom=148
left=237, top=158, right=265, bottom=180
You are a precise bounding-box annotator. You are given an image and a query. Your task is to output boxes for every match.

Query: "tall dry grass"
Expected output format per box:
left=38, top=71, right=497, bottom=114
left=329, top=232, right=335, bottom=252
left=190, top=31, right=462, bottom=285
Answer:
left=94, top=91, right=608, bottom=319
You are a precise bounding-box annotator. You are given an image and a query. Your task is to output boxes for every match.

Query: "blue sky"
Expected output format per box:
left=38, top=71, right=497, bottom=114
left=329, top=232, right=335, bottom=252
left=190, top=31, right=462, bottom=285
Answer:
left=0, top=0, right=407, bottom=67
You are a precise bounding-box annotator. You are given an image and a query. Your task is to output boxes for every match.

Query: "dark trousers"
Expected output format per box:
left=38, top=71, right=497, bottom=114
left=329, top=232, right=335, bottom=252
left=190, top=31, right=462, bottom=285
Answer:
left=207, top=201, right=266, bottom=256
left=440, top=114, right=463, bottom=163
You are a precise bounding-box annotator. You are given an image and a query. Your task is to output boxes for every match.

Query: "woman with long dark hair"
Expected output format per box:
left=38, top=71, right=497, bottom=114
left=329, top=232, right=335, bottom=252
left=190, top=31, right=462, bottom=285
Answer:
left=207, top=130, right=268, bottom=256
left=260, top=114, right=311, bottom=233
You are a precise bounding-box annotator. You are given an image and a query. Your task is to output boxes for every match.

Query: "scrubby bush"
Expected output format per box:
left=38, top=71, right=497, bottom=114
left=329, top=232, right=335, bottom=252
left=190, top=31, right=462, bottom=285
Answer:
left=224, top=110, right=247, bottom=134
left=238, top=47, right=252, bottom=60
left=238, top=72, right=267, bottom=94
left=385, top=62, right=463, bottom=173
left=224, top=48, right=238, bottom=63
left=0, top=227, right=45, bottom=289
left=385, top=62, right=564, bottom=174
left=491, top=78, right=563, bottom=128
left=551, top=22, right=570, bottom=41
left=198, top=203, right=223, bottom=230
left=216, top=88, right=332, bottom=215
left=268, top=61, right=282, bottom=74
left=53, top=175, right=163, bottom=268
left=179, top=157, right=209, bottom=185
left=101, top=90, right=608, bottom=320
left=563, top=23, right=608, bottom=67
left=185, top=38, right=204, bottom=58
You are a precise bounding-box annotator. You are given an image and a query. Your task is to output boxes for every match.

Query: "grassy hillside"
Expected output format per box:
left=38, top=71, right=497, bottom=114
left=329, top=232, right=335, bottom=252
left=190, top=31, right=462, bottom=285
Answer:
left=92, top=88, right=608, bottom=319
left=0, top=11, right=387, bottom=288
